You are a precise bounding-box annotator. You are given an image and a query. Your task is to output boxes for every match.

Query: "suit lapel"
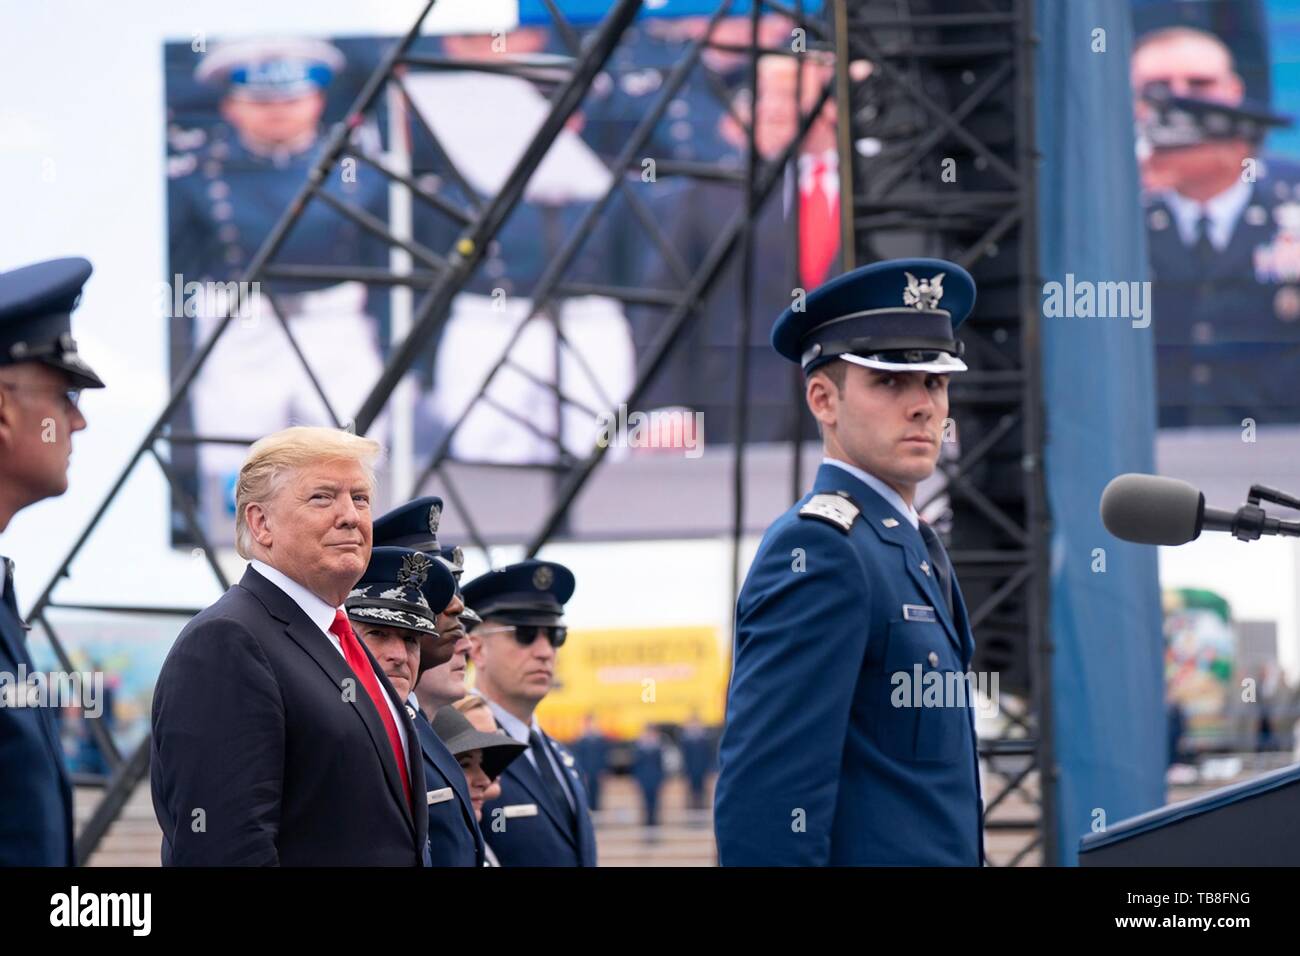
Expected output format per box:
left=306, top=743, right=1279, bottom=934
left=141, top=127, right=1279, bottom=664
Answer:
left=503, top=751, right=578, bottom=849
left=543, top=731, right=595, bottom=863
left=415, top=713, right=484, bottom=857
left=0, top=598, right=72, bottom=815
left=814, top=465, right=965, bottom=656
left=238, top=567, right=415, bottom=836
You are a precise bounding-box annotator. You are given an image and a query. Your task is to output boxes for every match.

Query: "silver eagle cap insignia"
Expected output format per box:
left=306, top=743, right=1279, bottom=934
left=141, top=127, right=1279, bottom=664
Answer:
left=903, top=271, right=945, bottom=310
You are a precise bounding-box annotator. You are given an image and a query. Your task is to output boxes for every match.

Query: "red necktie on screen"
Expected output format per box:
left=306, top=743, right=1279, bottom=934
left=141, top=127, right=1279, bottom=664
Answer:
left=800, top=157, right=840, bottom=288
left=331, top=609, right=412, bottom=808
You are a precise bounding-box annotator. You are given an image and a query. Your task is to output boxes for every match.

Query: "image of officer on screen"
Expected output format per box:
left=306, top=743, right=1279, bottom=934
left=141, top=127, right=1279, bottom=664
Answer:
left=1132, top=25, right=1300, bottom=428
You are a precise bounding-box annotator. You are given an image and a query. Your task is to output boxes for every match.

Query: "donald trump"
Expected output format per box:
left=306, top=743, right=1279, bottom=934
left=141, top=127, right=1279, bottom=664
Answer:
left=150, top=426, right=429, bottom=865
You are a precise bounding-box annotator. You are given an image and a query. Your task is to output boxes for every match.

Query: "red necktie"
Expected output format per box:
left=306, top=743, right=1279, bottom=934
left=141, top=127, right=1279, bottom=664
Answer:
left=330, top=609, right=412, bottom=808
left=800, top=157, right=840, bottom=288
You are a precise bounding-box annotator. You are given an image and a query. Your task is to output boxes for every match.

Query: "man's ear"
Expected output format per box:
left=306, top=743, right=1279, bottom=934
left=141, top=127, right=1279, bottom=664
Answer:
left=0, top=389, right=13, bottom=448
left=467, top=632, right=486, bottom=668
left=806, top=371, right=838, bottom=429
left=246, top=501, right=274, bottom=548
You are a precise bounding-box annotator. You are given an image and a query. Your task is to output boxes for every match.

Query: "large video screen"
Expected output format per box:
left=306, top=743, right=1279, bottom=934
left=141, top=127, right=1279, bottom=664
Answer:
left=162, top=14, right=834, bottom=549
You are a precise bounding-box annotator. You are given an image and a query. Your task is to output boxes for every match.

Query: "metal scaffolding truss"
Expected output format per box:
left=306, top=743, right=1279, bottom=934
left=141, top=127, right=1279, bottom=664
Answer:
left=30, top=0, right=1051, bottom=865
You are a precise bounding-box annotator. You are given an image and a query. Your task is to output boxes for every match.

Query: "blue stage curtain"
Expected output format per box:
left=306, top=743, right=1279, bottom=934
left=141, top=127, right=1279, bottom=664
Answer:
left=1036, top=0, right=1167, bottom=864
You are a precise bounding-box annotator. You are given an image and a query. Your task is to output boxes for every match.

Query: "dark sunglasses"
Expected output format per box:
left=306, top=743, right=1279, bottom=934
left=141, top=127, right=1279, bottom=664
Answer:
left=479, top=624, right=567, bottom=648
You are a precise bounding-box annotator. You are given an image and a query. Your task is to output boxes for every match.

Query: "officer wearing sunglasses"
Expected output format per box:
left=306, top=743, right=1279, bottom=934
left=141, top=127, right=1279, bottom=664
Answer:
left=464, top=559, right=596, bottom=867
left=0, top=256, right=105, bottom=866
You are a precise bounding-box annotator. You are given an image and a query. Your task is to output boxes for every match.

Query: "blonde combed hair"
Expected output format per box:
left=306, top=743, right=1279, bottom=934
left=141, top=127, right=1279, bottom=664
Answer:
left=234, top=426, right=382, bottom=558
left=453, top=695, right=490, bottom=717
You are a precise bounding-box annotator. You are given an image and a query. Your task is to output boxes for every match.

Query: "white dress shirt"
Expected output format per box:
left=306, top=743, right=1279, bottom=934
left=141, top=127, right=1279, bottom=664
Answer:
left=783, top=148, right=841, bottom=218
left=822, top=457, right=919, bottom=529
left=1161, top=178, right=1253, bottom=252
left=482, top=695, right=576, bottom=811
left=249, top=560, right=407, bottom=756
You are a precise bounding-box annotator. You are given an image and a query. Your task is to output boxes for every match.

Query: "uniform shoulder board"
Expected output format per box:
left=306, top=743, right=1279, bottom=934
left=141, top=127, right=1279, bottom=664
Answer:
left=798, top=492, right=861, bottom=533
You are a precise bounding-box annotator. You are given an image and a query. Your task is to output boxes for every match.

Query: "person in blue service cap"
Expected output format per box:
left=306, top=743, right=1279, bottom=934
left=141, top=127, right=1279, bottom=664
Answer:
left=1132, top=24, right=1300, bottom=427
left=715, top=258, right=985, bottom=866
left=0, top=256, right=102, bottom=865
left=368, top=498, right=488, bottom=866
left=345, top=546, right=485, bottom=866
left=172, top=36, right=390, bottom=507
left=463, top=560, right=597, bottom=867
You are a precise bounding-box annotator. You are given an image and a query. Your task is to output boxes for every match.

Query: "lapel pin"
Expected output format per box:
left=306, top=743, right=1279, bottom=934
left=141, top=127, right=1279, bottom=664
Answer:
left=881, top=518, right=900, bottom=528
left=920, top=561, right=931, bottom=576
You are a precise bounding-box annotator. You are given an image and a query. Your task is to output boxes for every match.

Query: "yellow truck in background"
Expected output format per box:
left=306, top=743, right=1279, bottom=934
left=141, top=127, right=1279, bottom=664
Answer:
left=534, top=625, right=729, bottom=744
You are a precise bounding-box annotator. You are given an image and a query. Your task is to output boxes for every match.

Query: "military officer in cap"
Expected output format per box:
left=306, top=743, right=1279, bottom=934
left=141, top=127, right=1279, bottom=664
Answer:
left=714, top=258, right=983, bottom=866
left=0, top=256, right=103, bottom=866
left=368, top=497, right=485, bottom=866
left=345, top=545, right=480, bottom=866
left=1132, top=26, right=1300, bottom=426
left=169, top=37, right=390, bottom=505
left=464, top=560, right=597, bottom=867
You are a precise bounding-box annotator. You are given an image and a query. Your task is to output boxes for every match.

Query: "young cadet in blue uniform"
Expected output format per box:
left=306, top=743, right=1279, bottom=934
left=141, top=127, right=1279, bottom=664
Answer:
left=715, top=259, right=984, bottom=866
left=0, top=257, right=103, bottom=866
left=465, top=560, right=597, bottom=867
left=345, top=546, right=462, bottom=867
left=367, top=497, right=484, bottom=866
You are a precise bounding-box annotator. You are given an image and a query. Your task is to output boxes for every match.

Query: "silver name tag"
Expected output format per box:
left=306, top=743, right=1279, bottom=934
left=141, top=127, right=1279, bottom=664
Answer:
left=503, top=803, right=539, bottom=818
left=903, top=604, right=937, bottom=623
left=427, top=787, right=454, bottom=805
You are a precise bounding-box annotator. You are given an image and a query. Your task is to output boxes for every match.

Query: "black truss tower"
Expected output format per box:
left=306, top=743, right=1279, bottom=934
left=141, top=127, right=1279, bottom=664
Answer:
left=26, top=0, right=1051, bottom=865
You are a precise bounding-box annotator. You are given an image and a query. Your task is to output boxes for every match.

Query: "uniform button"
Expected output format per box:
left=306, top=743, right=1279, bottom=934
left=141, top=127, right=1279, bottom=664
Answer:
left=1191, top=363, right=1212, bottom=385
left=669, top=97, right=690, bottom=119
left=1191, top=321, right=1213, bottom=343
left=928, top=651, right=939, bottom=667
left=1275, top=286, right=1300, bottom=322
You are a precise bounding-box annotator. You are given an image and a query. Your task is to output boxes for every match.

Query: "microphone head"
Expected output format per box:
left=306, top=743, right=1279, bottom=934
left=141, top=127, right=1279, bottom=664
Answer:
left=1100, top=473, right=1205, bottom=546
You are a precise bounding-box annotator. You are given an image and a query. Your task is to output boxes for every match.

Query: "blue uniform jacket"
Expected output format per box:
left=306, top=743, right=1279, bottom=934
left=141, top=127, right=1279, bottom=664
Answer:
left=481, top=731, right=597, bottom=867
left=715, top=464, right=983, bottom=866
left=0, top=557, right=74, bottom=865
left=412, top=707, right=484, bottom=867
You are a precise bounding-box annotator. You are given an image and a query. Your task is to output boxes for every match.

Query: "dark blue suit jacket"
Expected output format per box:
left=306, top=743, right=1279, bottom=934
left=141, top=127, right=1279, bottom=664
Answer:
left=481, top=729, right=597, bottom=867
left=150, top=566, right=428, bottom=866
left=412, top=708, right=484, bottom=867
left=0, top=557, right=73, bottom=866
left=715, top=464, right=983, bottom=866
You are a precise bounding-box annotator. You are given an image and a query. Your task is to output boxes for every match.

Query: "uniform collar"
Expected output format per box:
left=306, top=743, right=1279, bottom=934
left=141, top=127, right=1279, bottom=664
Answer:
left=480, top=693, right=541, bottom=746
left=1159, top=177, right=1253, bottom=251
left=0, top=555, right=15, bottom=612
left=822, top=457, right=919, bottom=528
